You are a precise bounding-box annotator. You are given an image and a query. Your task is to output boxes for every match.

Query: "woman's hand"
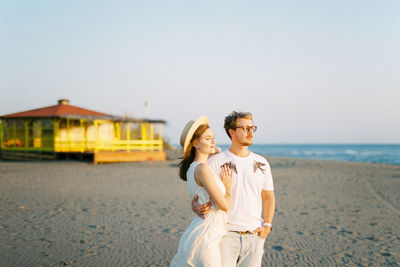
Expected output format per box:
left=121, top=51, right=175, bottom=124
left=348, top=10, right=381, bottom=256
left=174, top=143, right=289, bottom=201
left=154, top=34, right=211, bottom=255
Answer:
left=219, top=165, right=233, bottom=193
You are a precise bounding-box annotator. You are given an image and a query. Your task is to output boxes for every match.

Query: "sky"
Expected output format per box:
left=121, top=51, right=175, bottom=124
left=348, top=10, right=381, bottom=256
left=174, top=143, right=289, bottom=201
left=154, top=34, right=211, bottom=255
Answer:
left=1, top=0, right=399, bottom=145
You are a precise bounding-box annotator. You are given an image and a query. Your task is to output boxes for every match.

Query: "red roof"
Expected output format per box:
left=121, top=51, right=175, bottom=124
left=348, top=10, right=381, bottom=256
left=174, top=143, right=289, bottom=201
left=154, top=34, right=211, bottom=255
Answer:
left=0, top=99, right=109, bottom=118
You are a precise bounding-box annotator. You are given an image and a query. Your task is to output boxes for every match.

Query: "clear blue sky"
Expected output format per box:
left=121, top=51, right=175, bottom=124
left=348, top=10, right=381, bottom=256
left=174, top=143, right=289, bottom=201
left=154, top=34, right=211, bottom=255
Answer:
left=1, top=0, right=399, bottom=145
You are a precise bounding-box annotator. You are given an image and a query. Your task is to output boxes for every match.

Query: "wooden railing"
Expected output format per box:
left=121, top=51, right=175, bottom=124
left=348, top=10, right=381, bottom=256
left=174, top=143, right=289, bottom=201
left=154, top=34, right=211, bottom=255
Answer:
left=54, top=139, right=163, bottom=152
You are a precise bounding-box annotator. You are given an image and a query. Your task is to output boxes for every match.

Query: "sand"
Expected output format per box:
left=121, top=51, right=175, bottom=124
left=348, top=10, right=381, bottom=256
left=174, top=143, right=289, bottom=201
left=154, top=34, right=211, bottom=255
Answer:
left=0, top=156, right=399, bottom=266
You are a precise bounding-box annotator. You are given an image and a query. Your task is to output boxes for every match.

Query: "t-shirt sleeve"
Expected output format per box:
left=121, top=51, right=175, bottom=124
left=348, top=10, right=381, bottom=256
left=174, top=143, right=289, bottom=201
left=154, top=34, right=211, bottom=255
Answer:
left=263, top=162, right=274, bottom=191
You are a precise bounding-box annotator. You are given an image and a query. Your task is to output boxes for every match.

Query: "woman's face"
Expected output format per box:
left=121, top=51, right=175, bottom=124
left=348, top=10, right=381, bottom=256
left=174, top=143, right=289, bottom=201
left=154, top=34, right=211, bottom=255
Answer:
left=195, top=128, right=216, bottom=154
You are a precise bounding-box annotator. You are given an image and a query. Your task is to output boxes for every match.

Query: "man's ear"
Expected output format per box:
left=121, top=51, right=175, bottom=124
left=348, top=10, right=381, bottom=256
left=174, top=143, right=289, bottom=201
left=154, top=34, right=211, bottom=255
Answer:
left=228, top=128, right=235, bottom=138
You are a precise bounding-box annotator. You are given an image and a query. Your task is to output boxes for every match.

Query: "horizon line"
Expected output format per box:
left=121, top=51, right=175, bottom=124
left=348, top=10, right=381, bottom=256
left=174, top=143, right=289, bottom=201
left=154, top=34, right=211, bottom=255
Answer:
left=171, top=143, right=400, bottom=147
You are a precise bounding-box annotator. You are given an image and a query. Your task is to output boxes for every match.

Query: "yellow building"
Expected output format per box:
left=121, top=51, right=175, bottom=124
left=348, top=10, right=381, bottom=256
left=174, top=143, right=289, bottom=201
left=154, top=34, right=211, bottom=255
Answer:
left=0, top=99, right=166, bottom=164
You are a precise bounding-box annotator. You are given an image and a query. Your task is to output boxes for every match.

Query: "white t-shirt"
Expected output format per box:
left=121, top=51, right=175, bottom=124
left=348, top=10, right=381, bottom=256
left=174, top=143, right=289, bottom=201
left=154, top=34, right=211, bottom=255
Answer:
left=208, top=150, right=274, bottom=232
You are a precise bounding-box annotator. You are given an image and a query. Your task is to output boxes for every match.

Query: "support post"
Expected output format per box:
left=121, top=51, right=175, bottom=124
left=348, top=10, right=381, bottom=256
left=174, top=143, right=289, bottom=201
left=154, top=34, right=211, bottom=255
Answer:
left=141, top=123, right=147, bottom=151
left=0, top=120, right=4, bottom=150
left=127, top=123, right=131, bottom=152
left=24, top=120, right=28, bottom=150
left=67, top=118, right=70, bottom=152
left=13, top=120, right=16, bottom=148
left=159, top=123, right=163, bottom=151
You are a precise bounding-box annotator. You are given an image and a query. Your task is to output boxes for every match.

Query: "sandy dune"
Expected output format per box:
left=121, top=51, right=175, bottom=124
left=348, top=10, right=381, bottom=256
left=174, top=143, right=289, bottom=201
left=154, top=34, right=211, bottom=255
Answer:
left=0, top=157, right=399, bottom=266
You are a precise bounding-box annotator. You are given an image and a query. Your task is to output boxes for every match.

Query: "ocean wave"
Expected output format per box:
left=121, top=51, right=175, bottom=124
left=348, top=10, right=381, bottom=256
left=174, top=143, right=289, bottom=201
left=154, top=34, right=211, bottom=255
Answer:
left=234, top=144, right=400, bottom=165
left=345, top=150, right=358, bottom=155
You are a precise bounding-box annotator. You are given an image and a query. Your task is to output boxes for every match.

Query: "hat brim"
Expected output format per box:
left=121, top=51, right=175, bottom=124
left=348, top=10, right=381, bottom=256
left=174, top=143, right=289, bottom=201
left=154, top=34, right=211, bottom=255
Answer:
left=180, top=116, right=209, bottom=153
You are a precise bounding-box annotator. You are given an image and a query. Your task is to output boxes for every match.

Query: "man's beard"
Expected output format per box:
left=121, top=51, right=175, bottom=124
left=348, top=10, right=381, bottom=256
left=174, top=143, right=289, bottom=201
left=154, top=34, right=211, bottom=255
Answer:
left=239, top=139, right=253, bottom=146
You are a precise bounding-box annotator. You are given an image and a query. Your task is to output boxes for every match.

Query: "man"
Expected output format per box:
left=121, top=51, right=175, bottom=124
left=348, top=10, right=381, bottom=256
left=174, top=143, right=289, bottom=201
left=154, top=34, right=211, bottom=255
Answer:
left=193, top=111, right=275, bottom=266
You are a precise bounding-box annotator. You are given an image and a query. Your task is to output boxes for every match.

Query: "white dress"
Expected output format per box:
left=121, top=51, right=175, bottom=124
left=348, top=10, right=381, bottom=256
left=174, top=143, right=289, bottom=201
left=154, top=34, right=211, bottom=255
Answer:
left=171, top=162, right=228, bottom=267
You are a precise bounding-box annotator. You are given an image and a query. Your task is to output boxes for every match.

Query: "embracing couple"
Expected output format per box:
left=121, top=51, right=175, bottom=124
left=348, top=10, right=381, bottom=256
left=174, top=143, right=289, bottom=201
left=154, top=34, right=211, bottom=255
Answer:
left=171, top=111, right=275, bottom=267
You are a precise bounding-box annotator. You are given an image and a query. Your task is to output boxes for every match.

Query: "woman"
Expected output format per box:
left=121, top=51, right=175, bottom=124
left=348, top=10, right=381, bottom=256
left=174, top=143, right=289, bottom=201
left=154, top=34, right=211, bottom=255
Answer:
left=171, top=116, right=233, bottom=267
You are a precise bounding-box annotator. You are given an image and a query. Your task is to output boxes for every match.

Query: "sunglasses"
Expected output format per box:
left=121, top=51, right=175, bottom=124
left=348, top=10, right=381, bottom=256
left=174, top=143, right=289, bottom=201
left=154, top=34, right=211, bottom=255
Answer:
left=233, top=125, right=257, bottom=133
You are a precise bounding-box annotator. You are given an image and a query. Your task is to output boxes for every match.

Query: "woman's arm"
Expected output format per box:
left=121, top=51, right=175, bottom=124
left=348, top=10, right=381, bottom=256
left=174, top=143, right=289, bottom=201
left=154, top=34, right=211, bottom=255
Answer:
left=195, top=163, right=232, bottom=212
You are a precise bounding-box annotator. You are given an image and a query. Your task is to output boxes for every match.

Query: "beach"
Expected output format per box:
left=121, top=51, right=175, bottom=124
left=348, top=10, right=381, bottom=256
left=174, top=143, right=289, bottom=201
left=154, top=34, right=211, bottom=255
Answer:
left=0, top=157, right=399, bottom=266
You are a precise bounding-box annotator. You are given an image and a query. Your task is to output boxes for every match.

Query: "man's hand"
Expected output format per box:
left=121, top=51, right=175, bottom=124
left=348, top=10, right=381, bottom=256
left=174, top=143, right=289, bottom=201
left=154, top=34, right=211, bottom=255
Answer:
left=253, top=225, right=272, bottom=239
left=192, top=194, right=212, bottom=219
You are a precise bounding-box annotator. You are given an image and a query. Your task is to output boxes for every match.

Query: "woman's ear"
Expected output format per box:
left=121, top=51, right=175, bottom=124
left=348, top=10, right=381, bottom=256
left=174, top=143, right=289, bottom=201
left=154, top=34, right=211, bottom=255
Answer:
left=193, top=141, right=199, bottom=149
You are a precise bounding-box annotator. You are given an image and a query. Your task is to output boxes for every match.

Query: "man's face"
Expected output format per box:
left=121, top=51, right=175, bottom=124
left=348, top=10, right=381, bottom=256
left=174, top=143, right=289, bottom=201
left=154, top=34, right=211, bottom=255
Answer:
left=231, top=118, right=254, bottom=146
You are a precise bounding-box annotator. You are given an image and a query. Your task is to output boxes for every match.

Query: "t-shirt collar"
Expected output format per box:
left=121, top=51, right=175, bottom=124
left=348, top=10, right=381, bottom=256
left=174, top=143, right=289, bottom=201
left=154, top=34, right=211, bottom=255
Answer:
left=227, top=149, right=252, bottom=160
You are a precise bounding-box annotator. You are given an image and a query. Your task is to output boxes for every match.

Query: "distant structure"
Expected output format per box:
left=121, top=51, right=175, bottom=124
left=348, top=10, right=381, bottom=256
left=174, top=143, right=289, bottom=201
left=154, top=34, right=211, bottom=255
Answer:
left=0, top=99, right=166, bottom=164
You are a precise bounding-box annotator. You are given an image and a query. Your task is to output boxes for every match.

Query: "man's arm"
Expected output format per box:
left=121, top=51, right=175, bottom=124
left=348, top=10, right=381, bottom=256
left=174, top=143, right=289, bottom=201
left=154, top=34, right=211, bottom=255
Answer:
left=253, top=190, right=275, bottom=238
left=262, top=189, right=275, bottom=224
left=192, top=194, right=212, bottom=219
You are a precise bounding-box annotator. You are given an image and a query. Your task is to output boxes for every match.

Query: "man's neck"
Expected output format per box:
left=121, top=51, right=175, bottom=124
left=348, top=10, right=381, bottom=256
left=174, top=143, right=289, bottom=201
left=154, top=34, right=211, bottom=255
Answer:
left=229, top=143, right=250, bottom=158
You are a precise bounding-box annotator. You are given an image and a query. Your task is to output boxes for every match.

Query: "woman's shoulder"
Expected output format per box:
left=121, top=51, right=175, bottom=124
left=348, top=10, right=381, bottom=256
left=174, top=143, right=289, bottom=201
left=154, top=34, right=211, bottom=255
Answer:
left=193, top=162, right=214, bottom=187
left=194, top=162, right=216, bottom=179
left=194, top=162, right=211, bottom=173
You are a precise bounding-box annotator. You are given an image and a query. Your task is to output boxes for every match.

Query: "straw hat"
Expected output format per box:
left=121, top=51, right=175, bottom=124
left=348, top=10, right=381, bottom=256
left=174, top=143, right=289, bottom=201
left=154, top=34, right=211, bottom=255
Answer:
left=180, top=116, right=209, bottom=153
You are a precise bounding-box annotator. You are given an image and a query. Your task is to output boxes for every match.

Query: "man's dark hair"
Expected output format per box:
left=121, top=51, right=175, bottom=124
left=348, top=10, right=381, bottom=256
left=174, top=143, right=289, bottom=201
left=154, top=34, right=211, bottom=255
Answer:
left=224, top=111, right=253, bottom=139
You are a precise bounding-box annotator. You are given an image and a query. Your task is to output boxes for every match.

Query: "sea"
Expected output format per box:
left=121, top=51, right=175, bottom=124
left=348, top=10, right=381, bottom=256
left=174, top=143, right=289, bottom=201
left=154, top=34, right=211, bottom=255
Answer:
left=218, top=144, right=400, bottom=165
